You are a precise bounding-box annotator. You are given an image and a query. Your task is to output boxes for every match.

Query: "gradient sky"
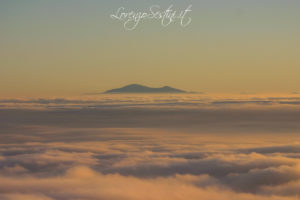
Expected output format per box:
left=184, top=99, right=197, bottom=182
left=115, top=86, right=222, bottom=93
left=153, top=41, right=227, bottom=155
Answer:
left=1, top=0, right=300, bottom=97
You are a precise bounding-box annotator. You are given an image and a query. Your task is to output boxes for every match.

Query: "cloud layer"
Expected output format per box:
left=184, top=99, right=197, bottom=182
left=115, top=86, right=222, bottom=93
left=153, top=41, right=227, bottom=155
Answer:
left=1, top=125, right=300, bottom=199
left=1, top=95, right=300, bottom=199
left=2, top=94, right=300, bottom=110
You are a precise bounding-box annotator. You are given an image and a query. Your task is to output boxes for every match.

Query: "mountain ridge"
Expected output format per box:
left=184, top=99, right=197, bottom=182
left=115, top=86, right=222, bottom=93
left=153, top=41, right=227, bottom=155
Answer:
left=104, top=84, right=187, bottom=94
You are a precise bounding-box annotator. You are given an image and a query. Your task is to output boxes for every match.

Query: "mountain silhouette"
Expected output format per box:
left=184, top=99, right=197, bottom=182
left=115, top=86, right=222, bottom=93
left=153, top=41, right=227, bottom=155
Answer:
left=104, top=84, right=186, bottom=94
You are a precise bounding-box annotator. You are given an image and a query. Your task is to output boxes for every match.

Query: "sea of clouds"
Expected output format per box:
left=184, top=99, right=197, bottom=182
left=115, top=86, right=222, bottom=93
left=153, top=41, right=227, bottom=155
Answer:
left=1, top=94, right=300, bottom=200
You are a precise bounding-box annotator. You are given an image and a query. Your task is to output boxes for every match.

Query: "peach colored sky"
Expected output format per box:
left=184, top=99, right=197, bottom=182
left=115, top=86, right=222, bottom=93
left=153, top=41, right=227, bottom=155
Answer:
left=1, top=0, right=300, bottom=97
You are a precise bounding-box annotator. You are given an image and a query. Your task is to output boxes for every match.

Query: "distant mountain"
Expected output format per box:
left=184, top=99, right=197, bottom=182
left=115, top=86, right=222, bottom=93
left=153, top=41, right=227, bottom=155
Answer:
left=104, top=84, right=187, bottom=94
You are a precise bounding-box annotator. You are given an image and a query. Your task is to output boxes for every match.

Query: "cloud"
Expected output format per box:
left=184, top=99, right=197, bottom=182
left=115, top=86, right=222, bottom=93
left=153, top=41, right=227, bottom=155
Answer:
left=0, top=166, right=298, bottom=200
left=1, top=95, right=300, bottom=199
left=241, top=145, right=300, bottom=154
left=0, top=194, right=53, bottom=200
left=0, top=126, right=300, bottom=199
left=1, top=94, right=300, bottom=110
left=1, top=106, right=300, bottom=134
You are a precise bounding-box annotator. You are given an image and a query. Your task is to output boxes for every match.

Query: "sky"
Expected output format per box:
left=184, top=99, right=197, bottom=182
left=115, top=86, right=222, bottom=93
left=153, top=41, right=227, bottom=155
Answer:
left=1, top=0, right=300, bottom=97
